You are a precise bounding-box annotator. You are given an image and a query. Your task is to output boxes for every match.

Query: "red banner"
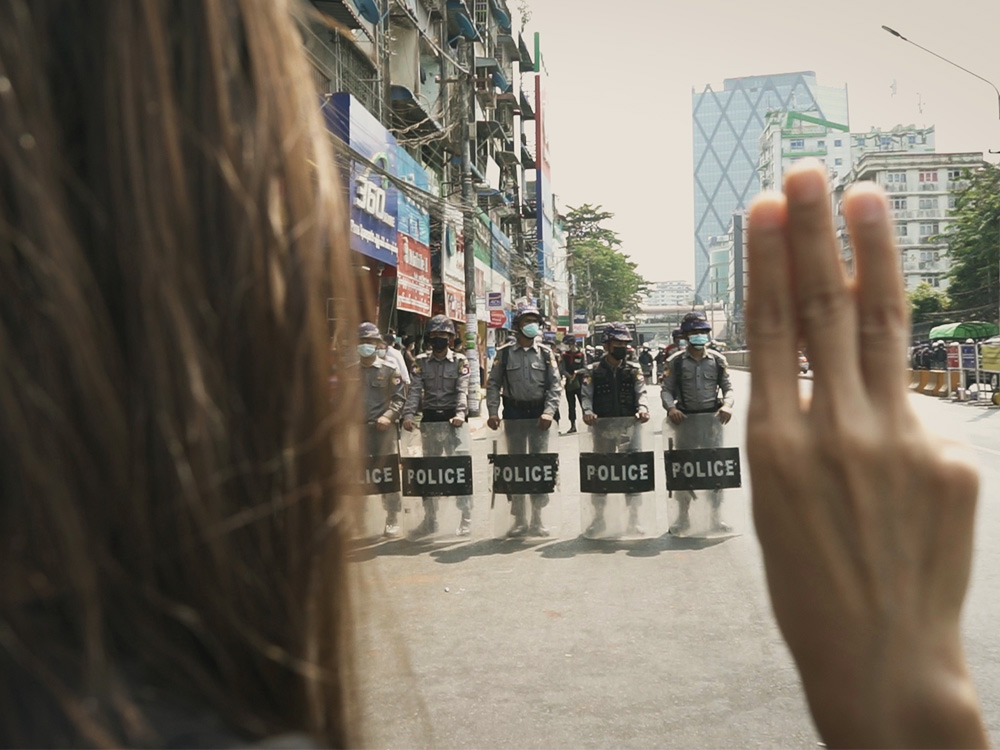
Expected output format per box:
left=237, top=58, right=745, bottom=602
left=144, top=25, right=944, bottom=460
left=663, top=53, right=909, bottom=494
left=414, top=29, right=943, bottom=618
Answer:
left=444, top=283, right=465, bottom=323
left=396, top=235, right=432, bottom=317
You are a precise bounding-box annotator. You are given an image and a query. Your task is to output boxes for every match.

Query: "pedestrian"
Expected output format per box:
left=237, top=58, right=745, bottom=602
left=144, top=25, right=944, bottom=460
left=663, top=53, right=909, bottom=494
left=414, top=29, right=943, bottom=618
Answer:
left=579, top=322, right=650, bottom=537
left=661, top=310, right=734, bottom=534
left=354, top=322, right=406, bottom=536
left=559, top=336, right=587, bottom=434
left=638, top=343, right=654, bottom=381
left=402, top=315, right=472, bottom=536
left=486, top=307, right=562, bottom=536
left=380, top=332, right=411, bottom=390
left=401, top=335, right=418, bottom=375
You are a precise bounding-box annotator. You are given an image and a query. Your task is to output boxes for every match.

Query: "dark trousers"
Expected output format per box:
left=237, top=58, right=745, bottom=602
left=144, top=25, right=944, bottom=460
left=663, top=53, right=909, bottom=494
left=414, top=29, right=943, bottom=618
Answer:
left=590, top=421, right=642, bottom=512
left=365, top=423, right=401, bottom=513
left=564, top=388, right=583, bottom=423
left=501, top=405, right=552, bottom=515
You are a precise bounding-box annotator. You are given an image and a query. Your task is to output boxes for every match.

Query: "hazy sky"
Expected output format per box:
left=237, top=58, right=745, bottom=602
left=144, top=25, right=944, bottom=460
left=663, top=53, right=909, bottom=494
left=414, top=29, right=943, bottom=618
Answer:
left=525, top=0, right=1000, bottom=284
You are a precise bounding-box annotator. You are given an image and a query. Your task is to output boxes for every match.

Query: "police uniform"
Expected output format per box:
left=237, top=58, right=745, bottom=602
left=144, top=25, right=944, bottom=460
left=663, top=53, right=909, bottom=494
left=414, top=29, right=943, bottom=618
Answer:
left=486, top=341, right=562, bottom=530
left=402, top=347, right=472, bottom=527
left=660, top=345, right=735, bottom=531
left=560, top=346, right=587, bottom=429
left=579, top=351, right=649, bottom=533
left=352, top=357, right=405, bottom=518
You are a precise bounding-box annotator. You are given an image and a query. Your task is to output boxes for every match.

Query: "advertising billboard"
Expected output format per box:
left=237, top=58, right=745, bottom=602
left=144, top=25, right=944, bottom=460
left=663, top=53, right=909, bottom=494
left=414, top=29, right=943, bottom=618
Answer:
left=325, top=94, right=398, bottom=267
left=396, top=234, right=433, bottom=317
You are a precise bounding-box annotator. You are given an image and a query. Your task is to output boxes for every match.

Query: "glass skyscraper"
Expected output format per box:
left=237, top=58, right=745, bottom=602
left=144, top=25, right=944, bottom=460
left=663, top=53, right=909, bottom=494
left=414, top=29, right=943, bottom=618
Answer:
left=692, top=72, right=849, bottom=301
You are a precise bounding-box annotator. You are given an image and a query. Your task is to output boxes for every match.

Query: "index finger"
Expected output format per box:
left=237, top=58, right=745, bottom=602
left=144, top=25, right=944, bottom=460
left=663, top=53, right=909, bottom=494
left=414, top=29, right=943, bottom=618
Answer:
left=746, top=192, right=800, bottom=420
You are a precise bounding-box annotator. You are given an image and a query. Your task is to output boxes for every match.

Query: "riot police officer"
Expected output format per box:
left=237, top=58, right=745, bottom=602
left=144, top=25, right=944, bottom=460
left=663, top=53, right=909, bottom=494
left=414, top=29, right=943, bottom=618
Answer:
left=580, top=322, right=650, bottom=536
left=353, top=321, right=406, bottom=536
left=402, top=315, right=472, bottom=536
left=661, top=311, right=734, bottom=534
left=486, top=307, right=562, bottom=536
left=559, top=336, right=587, bottom=434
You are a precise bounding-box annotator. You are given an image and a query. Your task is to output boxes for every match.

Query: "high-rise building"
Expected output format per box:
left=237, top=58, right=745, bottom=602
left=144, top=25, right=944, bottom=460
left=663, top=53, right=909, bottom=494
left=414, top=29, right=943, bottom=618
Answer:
left=643, top=280, right=694, bottom=307
left=692, top=71, right=848, bottom=301
left=834, top=151, right=984, bottom=291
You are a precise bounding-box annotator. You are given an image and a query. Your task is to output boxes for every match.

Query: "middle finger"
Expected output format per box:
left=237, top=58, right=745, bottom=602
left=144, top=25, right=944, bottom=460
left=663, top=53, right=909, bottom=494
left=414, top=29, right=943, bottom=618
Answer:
left=784, top=160, right=865, bottom=408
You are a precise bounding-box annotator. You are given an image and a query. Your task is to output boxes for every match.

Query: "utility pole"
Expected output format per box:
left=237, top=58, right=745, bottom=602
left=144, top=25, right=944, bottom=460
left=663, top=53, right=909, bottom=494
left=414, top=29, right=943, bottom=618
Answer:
left=459, top=33, right=480, bottom=416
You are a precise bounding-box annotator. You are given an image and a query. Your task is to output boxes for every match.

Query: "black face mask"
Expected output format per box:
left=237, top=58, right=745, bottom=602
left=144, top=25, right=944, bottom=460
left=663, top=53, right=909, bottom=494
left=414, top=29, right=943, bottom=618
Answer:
left=609, top=346, right=628, bottom=361
left=430, top=337, right=450, bottom=352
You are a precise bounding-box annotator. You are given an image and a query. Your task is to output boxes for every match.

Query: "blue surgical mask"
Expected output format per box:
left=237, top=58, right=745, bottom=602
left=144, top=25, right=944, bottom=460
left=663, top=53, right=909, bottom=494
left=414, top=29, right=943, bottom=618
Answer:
left=521, top=323, right=540, bottom=338
left=677, top=339, right=687, bottom=348
left=688, top=334, right=710, bottom=347
left=357, top=343, right=377, bottom=358
left=376, top=347, right=388, bottom=358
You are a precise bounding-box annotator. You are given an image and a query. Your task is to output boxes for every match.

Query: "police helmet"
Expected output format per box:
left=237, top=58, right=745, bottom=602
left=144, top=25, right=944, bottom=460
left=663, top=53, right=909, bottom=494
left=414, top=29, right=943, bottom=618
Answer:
left=680, top=311, right=711, bottom=334
left=671, top=328, right=683, bottom=340
left=512, top=306, right=542, bottom=330
left=426, top=314, right=456, bottom=336
left=358, top=321, right=381, bottom=340
left=601, top=322, right=633, bottom=344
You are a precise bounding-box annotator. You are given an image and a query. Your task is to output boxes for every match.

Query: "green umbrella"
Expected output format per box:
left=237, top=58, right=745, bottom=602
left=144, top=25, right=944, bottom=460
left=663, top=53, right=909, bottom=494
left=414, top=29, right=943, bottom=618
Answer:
left=927, top=321, right=1000, bottom=340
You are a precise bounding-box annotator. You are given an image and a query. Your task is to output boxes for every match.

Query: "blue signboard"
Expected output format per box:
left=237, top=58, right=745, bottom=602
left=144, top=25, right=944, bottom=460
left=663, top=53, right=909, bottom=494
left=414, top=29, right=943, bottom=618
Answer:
left=961, top=344, right=977, bottom=370
left=325, top=94, right=398, bottom=266
left=396, top=147, right=431, bottom=245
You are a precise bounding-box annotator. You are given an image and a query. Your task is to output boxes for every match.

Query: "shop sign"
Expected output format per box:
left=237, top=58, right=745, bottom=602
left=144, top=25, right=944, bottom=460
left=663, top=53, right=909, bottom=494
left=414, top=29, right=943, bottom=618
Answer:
left=396, top=235, right=432, bottom=317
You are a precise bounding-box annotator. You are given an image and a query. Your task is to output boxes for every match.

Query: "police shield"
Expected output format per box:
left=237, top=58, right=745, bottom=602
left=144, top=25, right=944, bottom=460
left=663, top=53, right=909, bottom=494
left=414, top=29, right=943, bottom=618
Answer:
left=663, top=413, right=743, bottom=537
left=488, top=419, right=560, bottom=539
left=399, top=420, right=474, bottom=540
left=352, top=423, right=403, bottom=539
left=579, top=416, right=656, bottom=540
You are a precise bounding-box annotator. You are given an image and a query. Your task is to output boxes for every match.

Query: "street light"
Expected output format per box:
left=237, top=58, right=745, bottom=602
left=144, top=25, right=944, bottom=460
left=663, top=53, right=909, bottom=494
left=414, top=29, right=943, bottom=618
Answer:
left=883, top=24, right=1000, bottom=328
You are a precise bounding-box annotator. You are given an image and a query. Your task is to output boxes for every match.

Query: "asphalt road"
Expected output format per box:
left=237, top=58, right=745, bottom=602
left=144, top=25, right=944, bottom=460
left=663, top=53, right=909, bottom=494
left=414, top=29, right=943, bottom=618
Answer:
left=352, top=370, right=1000, bottom=748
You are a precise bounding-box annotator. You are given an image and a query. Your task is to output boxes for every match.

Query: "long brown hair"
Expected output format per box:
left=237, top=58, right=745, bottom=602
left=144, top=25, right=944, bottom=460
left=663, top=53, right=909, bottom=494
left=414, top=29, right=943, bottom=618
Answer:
left=0, top=0, right=364, bottom=745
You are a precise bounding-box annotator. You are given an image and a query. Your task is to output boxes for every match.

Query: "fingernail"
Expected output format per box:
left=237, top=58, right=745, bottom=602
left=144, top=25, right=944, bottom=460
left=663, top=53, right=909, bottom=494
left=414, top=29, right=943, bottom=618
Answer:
left=846, top=185, right=888, bottom=225
left=784, top=160, right=826, bottom=204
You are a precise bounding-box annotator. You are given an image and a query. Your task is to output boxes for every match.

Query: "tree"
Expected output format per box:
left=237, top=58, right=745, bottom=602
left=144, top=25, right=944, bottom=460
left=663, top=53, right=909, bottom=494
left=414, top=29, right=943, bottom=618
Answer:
left=907, top=282, right=949, bottom=323
left=563, top=204, right=648, bottom=321
left=940, top=164, right=1000, bottom=321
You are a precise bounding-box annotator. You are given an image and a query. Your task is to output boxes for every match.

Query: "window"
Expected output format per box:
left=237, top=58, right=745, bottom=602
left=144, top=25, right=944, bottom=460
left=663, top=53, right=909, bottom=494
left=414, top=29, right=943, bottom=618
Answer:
left=948, top=195, right=958, bottom=209
left=909, top=135, right=917, bottom=144
left=919, top=197, right=937, bottom=210
left=895, top=223, right=908, bottom=238
left=947, top=169, right=962, bottom=180
left=891, top=197, right=906, bottom=210
left=919, top=170, right=938, bottom=182
left=919, top=222, right=939, bottom=238
left=881, top=136, right=891, bottom=146
left=817, top=140, right=825, bottom=148
left=886, top=171, right=907, bottom=184
left=856, top=137, right=866, bottom=147
left=790, top=139, right=804, bottom=150
left=834, top=139, right=842, bottom=147
left=834, top=158, right=843, bottom=166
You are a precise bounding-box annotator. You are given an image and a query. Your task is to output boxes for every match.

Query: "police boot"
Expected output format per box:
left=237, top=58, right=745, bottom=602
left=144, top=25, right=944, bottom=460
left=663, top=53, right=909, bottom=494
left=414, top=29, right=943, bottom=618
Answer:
left=566, top=421, right=577, bottom=435
left=710, top=505, right=731, bottom=534
left=626, top=505, right=644, bottom=537
left=584, top=507, right=606, bottom=539
left=528, top=507, right=550, bottom=538
left=413, top=502, right=438, bottom=537
left=507, top=499, right=529, bottom=538
left=384, top=511, right=400, bottom=538
left=457, top=507, right=472, bottom=536
left=669, top=501, right=691, bottom=536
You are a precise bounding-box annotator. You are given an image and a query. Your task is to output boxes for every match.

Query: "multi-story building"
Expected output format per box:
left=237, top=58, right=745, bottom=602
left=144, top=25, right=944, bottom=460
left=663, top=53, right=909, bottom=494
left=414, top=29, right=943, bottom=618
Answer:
left=834, top=151, right=985, bottom=291
left=644, top=281, right=694, bottom=308
left=692, top=71, right=848, bottom=302
left=852, top=124, right=935, bottom=161
left=758, top=110, right=852, bottom=190
left=302, top=1, right=564, bottom=350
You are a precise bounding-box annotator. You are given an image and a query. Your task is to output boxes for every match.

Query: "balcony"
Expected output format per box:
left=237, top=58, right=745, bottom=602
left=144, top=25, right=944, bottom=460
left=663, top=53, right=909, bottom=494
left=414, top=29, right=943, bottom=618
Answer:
left=919, top=182, right=940, bottom=191
left=884, top=183, right=908, bottom=192
left=891, top=210, right=913, bottom=219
